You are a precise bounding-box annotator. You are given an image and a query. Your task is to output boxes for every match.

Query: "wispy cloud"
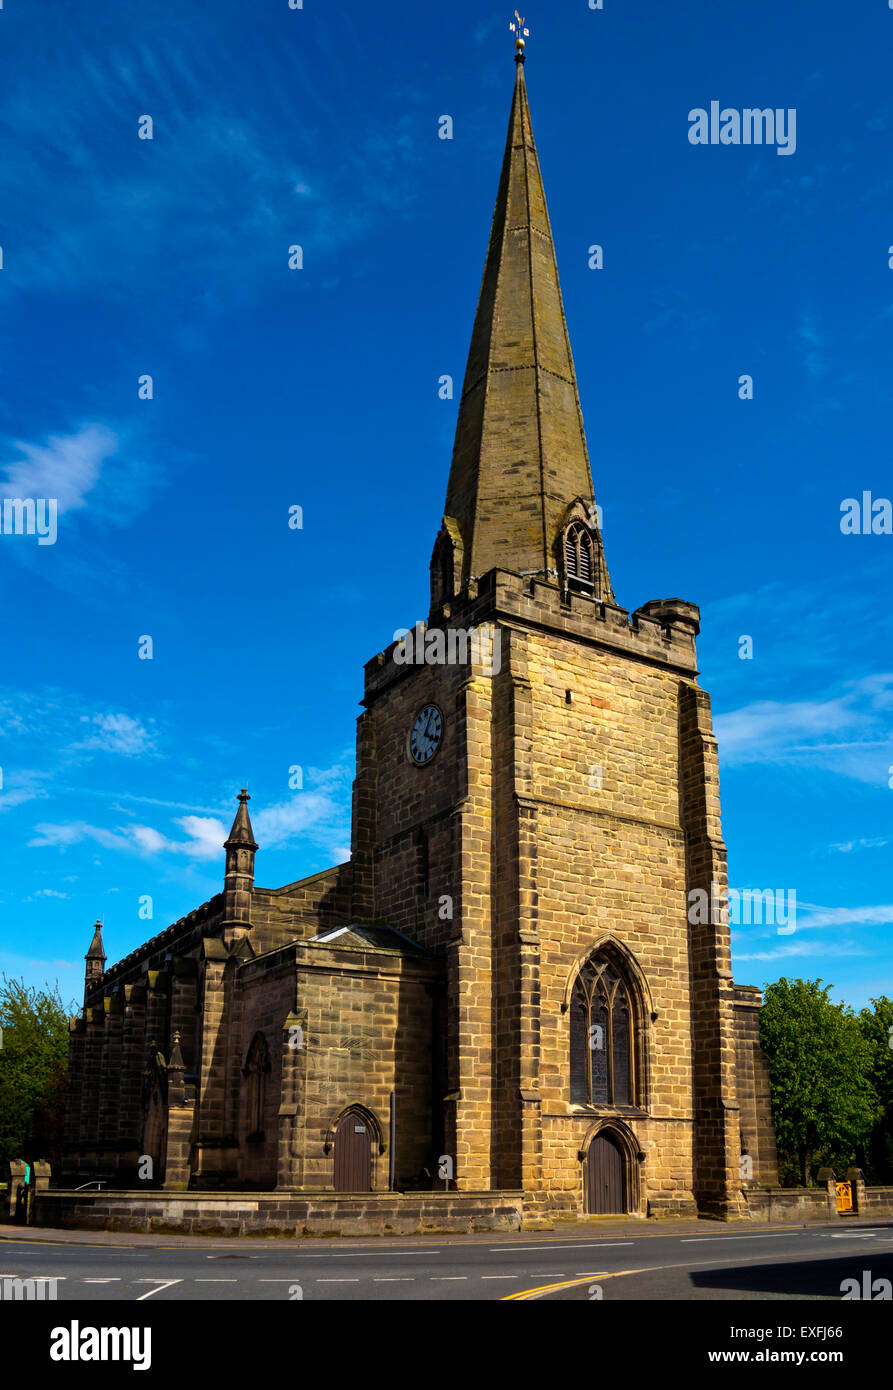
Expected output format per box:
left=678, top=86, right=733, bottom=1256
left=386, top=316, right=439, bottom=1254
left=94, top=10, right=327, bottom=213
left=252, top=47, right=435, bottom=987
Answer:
left=25, top=760, right=354, bottom=867
left=793, top=902, right=893, bottom=931
left=27, top=816, right=225, bottom=860
left=71, top=713, right=157, bottom=758
left=0, top=689, right=160, bottom=762
left=0, top=769, right=52, bottom=815
left=796, top=312, right=827, bottom=379
left=2, top=425, right=115, bottom=514
left=0, top=424, right=160, bottom=534
left=733, top=900, right=893, bottom=948
left=0, top=24, right=425, bottom=313
left=735, top=939, right=869, bottom=963
left=714, top=673, right=893, bottom=782
left=827, top=837, right=889, bottom=854
left=28, top=821, right=134, bottom=853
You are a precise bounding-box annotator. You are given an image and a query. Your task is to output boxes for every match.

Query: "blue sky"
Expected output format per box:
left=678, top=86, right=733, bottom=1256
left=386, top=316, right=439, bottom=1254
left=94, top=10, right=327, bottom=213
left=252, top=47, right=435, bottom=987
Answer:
left=0, top=0, right=891, bottom=1013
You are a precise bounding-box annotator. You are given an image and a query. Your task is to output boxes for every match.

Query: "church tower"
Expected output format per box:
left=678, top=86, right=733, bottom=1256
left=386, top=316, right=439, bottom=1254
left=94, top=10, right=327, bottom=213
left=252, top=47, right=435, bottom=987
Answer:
left=349, top=35, right=769, bottom=1220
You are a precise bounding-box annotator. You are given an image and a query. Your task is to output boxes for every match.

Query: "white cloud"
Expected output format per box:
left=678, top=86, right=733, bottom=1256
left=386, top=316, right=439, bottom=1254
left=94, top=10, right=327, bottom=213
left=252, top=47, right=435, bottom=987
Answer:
left=714, top=674, right=893, bottom=783
left=28, top=821, right=133, bottom=852
left=795, top=903, right=893, bottom=930
left=735, top=939, right=868, bottom=963
left=129, top=825, right=171, bottom=856
left=716, top=694, right=852, bottom=755
left=1, top=425, right=117, bottom=515
left=0, top=777, right=49, bottom=813
left=73, top=712, right=156, bottom=757
left=252, top=761, right=353, bottom=859
left=172, top=816, right=229, bottom=861
left=0, top=692, right=161, bottom=785
left=0, top=424, right=162, bottom=549
left=828, top=837, right=889, bottom=854
left=24, top=762, right=354, bottom=870
left=27, top=816, right=226, bottom=862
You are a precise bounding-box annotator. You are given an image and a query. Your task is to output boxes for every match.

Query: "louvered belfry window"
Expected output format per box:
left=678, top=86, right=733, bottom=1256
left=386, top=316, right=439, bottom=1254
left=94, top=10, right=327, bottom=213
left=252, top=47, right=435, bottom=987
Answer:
left=564, top=523, right=595, bottom=589
left=570, top=956, right=635, bottom=1107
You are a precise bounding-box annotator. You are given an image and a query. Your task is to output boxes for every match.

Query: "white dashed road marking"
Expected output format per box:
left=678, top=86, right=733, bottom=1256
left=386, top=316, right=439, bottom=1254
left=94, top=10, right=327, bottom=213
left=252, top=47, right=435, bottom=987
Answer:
left=486, top=1251, right=634, bottom=1262
left=681, top=1234, right=792, bottom=1243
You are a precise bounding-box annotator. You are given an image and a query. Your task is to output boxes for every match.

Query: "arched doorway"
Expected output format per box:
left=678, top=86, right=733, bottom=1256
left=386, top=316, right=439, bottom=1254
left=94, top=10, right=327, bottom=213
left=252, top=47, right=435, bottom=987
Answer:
left=585, top=1131, right=625, bottom=1214
left=333, top=1110, right=372, bottom=1192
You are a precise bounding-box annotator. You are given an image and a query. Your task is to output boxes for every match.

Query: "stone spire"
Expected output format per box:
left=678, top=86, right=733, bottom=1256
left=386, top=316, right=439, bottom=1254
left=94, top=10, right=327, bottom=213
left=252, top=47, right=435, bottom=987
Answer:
left=435, top=48, right=611, bottom=598
left=84, top=918, right=106, bottom=1003
left=221, top=788, right=257, bottom=941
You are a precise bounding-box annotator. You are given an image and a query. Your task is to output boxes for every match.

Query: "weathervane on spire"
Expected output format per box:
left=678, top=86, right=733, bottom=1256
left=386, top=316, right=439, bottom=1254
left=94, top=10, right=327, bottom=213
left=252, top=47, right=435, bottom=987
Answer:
left=510, top=10, right=530, bottom=62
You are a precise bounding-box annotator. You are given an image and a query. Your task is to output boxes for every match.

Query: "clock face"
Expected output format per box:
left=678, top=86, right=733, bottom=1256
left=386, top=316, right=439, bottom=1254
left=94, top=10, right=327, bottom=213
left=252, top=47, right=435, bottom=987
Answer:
left=409, top=704, right=443, bottom=766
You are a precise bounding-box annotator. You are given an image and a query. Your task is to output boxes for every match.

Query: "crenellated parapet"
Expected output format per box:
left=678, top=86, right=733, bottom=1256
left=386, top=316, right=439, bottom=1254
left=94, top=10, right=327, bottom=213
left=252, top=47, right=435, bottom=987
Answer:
left=364, top=568, right=700, bottom=707
left=95, top=894, right=223, bottom=997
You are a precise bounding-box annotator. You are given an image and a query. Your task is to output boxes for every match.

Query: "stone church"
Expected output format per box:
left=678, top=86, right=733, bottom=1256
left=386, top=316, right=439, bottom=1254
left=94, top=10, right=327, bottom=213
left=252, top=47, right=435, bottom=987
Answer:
left=62, top=49, right=777, bottom=1221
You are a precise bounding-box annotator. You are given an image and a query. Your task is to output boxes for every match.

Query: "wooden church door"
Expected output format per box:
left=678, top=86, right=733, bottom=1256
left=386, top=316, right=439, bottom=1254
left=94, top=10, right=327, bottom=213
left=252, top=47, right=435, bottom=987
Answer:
left=586, top=1133, right=625, bottom=1214
left=333, top=1112, right=372, bottom=1191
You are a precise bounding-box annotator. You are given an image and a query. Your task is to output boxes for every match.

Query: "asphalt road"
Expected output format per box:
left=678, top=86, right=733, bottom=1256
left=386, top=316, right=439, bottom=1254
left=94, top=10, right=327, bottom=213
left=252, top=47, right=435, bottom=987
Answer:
left=2, top=1221, right=892, bottom=1301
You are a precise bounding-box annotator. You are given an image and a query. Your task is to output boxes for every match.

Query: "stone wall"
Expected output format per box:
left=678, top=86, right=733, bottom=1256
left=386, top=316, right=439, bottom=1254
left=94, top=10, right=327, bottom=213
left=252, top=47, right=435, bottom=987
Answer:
left=31, top=1190, right=524, bottom=1238
left=744, top=1187, right=833, bottom=1221
left=858, top=1186, right=893, bottom=1214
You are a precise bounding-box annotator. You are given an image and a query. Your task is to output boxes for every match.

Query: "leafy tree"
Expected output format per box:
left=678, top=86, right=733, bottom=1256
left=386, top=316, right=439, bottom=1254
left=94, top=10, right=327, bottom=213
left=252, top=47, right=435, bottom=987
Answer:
left=857, top=995, right=893, bottom=1183
left=0, top=976, right=74, bottom=1174
left=760, top=978, right=878, bottom=1186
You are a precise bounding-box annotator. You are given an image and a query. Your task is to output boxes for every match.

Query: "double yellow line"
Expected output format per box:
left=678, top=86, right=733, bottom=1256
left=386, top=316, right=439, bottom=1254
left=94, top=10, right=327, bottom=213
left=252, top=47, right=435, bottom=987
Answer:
left=503, top=1267, right=647, bottom=1300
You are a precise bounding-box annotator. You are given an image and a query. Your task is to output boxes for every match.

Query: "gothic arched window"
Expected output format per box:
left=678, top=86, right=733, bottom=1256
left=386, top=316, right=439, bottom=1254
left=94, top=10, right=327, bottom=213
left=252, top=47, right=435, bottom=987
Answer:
left=563, top=523, right=596, bottom=592
left=244, top=1032, right=270, bottom=1137
left=570, top=955, right=635, bottom=1107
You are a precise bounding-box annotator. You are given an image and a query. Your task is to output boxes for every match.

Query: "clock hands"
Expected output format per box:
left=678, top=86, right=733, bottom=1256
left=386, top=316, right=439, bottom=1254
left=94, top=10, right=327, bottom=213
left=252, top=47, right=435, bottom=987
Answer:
left=412, top=707, right=441, bottom=763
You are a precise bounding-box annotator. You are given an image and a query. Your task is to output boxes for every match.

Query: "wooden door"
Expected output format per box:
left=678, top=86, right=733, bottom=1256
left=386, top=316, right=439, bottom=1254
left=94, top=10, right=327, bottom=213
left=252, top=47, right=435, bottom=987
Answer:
left=586, top=1133, right=625, bottom=1214
left=333, top=1113, right=372, bottom=1191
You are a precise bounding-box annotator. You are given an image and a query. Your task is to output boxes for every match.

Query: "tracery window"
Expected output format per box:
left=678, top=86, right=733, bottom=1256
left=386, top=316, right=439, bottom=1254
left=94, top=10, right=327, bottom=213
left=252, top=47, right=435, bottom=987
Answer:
left=570, top=955, right=635, bottom=1106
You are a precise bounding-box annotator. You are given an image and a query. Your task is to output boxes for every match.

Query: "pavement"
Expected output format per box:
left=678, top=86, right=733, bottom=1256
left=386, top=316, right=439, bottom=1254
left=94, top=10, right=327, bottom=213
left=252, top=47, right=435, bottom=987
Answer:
left=2, top=1212, right=714, bottom=1248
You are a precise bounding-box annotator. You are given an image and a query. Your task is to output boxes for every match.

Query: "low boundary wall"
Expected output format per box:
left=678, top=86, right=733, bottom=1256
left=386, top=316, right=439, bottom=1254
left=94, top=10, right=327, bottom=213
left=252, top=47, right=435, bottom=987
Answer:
left=20, top=1181, right=893, bottom=1238
left=30, top=1190, right=526, bottom=1237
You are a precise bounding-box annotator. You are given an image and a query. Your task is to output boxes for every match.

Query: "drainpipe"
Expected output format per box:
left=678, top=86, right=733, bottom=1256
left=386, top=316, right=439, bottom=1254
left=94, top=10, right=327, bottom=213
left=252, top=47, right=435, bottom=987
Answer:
left=389, top=1090, right=396, bottom=1191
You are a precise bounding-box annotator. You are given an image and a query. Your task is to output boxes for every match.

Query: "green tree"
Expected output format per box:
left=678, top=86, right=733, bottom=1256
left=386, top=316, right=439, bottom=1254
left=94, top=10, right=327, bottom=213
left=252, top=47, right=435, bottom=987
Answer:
left=760, top=977, right=878, bottom=1186
left=0, top=976, right=74, bottom=1174
left=857, top=995, right=893, bottom=1183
